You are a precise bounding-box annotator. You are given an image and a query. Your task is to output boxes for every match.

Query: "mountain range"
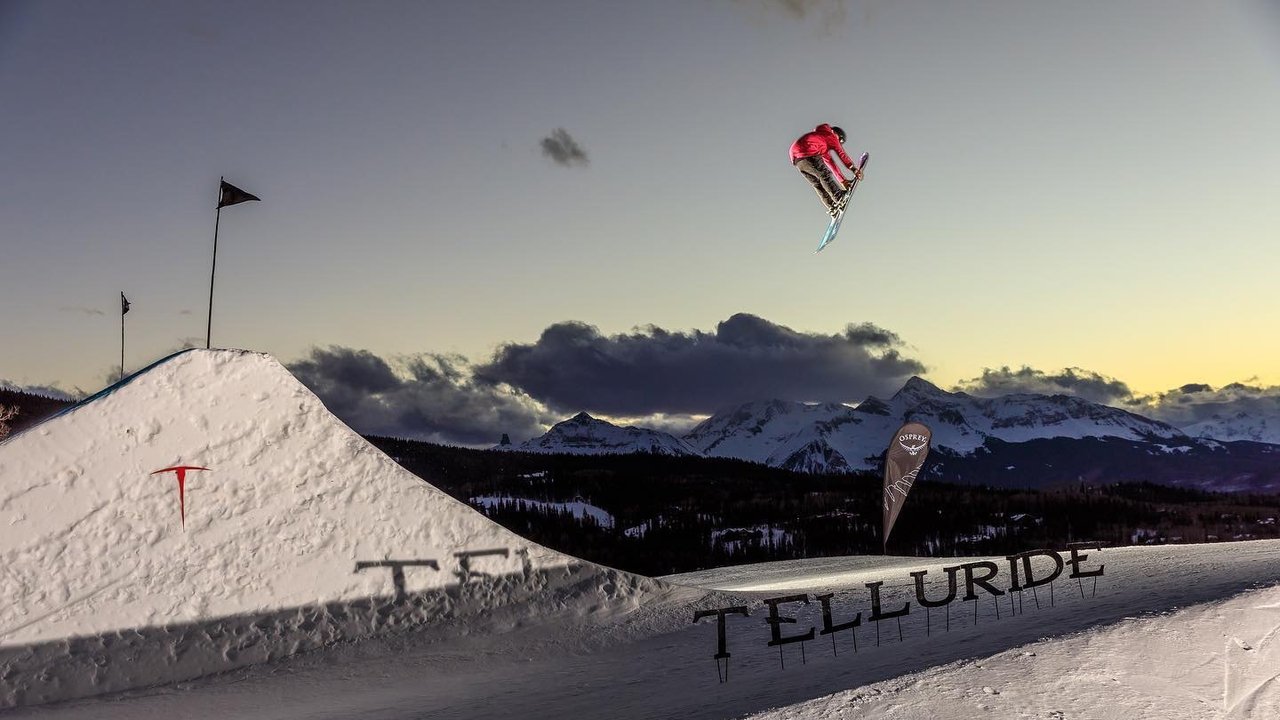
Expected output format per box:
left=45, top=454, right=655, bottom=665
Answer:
left=500, top=377, right=1280, bottom=492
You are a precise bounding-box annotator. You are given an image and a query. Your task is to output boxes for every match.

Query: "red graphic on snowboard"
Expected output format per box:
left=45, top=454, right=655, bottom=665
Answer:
left=150, top=465, right=210, bottom=528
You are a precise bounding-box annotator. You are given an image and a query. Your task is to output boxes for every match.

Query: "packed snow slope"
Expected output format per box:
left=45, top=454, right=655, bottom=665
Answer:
left=12, top=541, right=1280, bottom=719
left=0, top=349, right=675, bottom=708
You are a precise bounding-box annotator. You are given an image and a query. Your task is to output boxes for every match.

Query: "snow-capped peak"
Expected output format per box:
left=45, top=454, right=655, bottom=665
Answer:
left=1183, top=411, right=1280, bottom=445
left=892, top=375, right=948, bottom=401
left=683, top=399, right=859, bottom=471
left=509, top=412, right=700, bottom=457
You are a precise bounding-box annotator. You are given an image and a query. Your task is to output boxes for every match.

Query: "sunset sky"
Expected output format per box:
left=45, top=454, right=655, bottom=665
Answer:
left=3, top=0, right=1278, bottom=443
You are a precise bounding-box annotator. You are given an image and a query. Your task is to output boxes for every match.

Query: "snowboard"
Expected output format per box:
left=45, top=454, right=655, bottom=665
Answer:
left=815, top=152, right=870, bottom=253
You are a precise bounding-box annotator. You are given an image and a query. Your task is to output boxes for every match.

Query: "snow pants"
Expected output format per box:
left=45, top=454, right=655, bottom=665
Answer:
left=794, top=155, right=846, bottom=213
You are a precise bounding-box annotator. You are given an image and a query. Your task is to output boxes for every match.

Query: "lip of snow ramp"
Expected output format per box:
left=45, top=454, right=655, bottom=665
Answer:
left=0, top=348, right=667, bottom=708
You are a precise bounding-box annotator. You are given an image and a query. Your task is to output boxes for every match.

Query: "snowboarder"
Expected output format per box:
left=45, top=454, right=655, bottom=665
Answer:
left=790, top=124, right=864, bottom=216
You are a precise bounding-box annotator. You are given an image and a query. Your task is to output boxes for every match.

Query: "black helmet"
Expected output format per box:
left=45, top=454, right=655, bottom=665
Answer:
left=831, top=126, right=846, bottom=142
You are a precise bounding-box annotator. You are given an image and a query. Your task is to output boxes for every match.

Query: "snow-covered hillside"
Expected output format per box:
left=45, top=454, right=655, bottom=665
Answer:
left=492, top=376, right=1280, bottom=483
left=499, top=379, right=1280, bottom=487
left=682, top=399, right=853, bottom=467
left=17, top=541, right=1280, bottom=719
left=0, top=350, right=671, bottom=707
left=1184, top=411, right=1280, bottom=445
left=885, top=376, right=1187, bottom=446
left=683, top=377, right=1193, bottom=473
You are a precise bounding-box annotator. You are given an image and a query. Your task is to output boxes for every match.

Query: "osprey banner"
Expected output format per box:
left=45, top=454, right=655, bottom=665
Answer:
left=882, top=421, right=932, bottom=551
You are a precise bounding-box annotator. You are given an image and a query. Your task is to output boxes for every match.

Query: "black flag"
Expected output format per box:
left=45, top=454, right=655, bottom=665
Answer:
left=121, top=292, right=130, bottom=315
left=218, top=180, right=260, bottom=208
left=882, top=421, right=932, bottom=551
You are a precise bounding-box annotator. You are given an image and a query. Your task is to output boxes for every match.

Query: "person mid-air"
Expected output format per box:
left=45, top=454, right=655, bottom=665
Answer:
left=790, top=123, right=864, bottom=217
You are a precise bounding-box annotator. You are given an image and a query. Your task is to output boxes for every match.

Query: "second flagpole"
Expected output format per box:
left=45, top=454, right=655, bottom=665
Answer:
left=120, top=292, right=127, bottom=381
left=206, top=177, right=223, bottom=350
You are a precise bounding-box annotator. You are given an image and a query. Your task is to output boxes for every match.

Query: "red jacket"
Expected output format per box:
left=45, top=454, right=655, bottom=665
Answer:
left=790, top=124, right=855, bottom=179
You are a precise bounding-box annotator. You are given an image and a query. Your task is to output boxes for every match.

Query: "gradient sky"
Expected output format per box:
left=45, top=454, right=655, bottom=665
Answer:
left=3, top=1, right=1279, bottom=437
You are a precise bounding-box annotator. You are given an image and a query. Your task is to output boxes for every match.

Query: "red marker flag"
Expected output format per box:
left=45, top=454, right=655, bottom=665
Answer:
left=151, top=465, right=210, bottom=528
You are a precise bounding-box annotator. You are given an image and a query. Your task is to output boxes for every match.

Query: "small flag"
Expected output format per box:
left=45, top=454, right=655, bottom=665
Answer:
left=121, top=292, right=130, bottom=315
left=218, top=180, right=260, bottom=208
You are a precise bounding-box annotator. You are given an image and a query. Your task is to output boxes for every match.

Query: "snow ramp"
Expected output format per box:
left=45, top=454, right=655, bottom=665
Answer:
left=0, top=349, right=672, bottom=708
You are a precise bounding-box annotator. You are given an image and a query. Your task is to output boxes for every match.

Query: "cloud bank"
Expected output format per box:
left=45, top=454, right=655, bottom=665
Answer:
left=288, top=346, right=551, bottom=446
left=1132, top=382, right=1280, bottom=427
left=286, top=314, right=925, bottom=444
left=953, top=366, right=1133, bottom=405
left=954, top=366, right=1280, bottom=435
left=475, top=313, right=926, bottom=415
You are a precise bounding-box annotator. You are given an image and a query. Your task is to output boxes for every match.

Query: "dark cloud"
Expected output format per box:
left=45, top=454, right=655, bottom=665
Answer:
left=953, top=366, right=1133, bottom=405
left=1132, top=382, right=1280, bottom=427
left=294, top=347, right=399, bottom=394
left=844, top=322, right=903, bottom=347
left=539, top=128, right=589, bottom=167
left=473, top=313, right=926, bottom=415
left=289, top=346, right=552, bottom=446
left=953, top=368, right=1280, bottom=434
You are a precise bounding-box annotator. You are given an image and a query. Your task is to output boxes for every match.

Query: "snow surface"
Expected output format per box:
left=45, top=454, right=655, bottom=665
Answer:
left=710, top=525, right=793, bottom=554
left=0, top=350, right=669, bottom=707
left=10, top=540, right=1280, bottom=719
left=6, top=350, right=1280, bottom=718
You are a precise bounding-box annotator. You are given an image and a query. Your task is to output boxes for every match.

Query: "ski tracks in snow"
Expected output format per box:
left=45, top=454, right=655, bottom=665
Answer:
left=1222, top=600, right=1280, bottom=718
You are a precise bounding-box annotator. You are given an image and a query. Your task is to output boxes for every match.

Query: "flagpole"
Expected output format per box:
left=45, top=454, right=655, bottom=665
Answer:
left=207, top=177, right=222, bottom=350
left=120, top=293, right=126, bottom=382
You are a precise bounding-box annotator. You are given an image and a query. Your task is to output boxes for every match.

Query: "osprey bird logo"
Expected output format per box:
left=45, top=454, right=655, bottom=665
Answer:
left=898, top=439, right=928, bottom=456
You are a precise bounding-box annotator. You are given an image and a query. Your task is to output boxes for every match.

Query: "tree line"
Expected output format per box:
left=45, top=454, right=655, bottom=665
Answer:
left=368, top=436, right=1280, bottom=577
